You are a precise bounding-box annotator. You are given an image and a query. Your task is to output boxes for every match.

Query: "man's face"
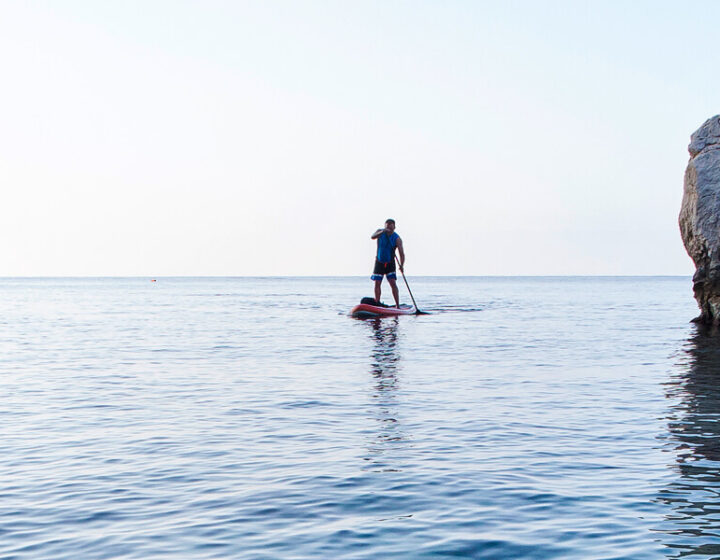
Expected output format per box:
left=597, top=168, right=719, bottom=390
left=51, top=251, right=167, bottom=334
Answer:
left=385, top=221, right=395, bottom=232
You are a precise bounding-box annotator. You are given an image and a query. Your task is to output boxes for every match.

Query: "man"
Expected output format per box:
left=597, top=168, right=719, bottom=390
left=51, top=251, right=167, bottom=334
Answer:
left=370, top=219, right=405, bottom=307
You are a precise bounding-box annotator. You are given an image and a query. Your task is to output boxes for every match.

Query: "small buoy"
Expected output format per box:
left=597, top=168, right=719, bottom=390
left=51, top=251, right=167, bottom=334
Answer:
left=151, top=279, right=157, bottom=282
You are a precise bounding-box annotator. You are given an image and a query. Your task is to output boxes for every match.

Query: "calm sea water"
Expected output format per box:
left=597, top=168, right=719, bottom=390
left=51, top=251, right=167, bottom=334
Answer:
left=1, top=276, right=718, bottom=559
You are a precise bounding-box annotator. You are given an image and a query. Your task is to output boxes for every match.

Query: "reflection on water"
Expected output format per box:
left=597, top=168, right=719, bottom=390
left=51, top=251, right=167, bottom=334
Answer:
left=660, top=326, right=720, bottom=558
left=363, top=318, right=408, bottom=473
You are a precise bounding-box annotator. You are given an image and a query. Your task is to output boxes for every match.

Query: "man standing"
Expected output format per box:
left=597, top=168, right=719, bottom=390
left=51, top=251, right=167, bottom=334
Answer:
left=371, top=219, right=405, bottom=307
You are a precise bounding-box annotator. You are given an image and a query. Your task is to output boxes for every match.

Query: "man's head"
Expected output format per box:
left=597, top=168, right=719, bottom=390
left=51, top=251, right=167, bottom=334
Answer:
left=385, top=219, right=396, bottom=232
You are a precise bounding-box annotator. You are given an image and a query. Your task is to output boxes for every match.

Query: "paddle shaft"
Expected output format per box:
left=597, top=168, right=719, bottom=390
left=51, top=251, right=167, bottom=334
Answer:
left=395, top=255, right=423, bottom=314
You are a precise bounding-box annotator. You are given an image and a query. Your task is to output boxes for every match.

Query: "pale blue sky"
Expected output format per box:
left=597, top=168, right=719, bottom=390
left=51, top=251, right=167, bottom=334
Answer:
left=0, top=0, right=716, bottom=275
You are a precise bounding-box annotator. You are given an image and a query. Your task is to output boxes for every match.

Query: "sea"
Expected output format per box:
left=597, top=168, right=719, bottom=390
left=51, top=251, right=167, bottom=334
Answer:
left=1, top=276, right=718, bottom=559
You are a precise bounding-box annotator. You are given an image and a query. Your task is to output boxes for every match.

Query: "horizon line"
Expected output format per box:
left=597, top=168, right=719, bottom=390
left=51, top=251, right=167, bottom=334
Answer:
left=0, top=274, right=692, bottom=279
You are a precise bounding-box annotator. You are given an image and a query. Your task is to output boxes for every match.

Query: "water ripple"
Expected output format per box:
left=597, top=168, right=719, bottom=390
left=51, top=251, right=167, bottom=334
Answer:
left=0, top=277, right=702, bottom=558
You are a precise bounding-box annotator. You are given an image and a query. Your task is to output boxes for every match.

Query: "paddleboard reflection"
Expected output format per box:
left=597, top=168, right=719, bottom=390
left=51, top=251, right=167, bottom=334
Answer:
left=362, top=317, right=409, bottom=474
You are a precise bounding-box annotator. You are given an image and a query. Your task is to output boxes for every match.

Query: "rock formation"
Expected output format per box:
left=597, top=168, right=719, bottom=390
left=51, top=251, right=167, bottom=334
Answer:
left=680, top=115, right=720, bottom=324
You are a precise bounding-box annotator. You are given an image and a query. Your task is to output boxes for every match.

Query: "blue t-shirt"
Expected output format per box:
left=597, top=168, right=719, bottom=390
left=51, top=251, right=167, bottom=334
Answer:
left=377, top=232, right=399, bottom=263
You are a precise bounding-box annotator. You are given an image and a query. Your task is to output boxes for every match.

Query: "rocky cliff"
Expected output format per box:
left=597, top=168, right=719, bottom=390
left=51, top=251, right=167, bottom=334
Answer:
left=680, top=115, right=720, bottom=324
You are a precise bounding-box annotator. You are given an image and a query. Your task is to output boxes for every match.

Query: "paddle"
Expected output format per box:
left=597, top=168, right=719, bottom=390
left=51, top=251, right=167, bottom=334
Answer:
left=395, top=255, right=429, bottom=315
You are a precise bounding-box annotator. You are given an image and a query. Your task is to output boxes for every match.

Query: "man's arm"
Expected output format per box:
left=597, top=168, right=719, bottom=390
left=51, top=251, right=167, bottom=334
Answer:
left=371, top=228, right=387, bottom=240
left=396, top=237, right=405, bottom=270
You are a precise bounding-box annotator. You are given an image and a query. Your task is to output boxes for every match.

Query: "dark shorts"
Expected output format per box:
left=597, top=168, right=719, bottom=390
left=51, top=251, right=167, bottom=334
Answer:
left=371, top=259, right=396, bottom=281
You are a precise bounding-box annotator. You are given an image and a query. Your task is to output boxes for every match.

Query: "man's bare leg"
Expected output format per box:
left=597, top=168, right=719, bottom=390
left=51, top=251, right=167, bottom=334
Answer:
left=374, top=279, right=382, bottom=304
left=388, top=277, right=400, bottom=307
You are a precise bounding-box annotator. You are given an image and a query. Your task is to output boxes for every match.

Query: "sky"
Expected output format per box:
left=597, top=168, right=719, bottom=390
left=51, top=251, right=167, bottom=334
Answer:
left=0, top=0, right=716, bottom=276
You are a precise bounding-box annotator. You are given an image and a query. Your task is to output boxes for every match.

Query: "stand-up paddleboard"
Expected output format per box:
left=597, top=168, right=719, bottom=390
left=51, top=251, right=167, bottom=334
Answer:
left=350, top=299, right=416, bottom=318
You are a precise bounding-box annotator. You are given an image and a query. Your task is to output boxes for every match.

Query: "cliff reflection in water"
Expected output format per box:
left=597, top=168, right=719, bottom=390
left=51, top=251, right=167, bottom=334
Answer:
left=363, top=317, right=408, bottom=473
left=661, top=327, right=720, bottom=557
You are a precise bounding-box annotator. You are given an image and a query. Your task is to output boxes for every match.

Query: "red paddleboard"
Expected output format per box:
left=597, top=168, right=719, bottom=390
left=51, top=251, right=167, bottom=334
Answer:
left=350, top=303, right=416, bottom=318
